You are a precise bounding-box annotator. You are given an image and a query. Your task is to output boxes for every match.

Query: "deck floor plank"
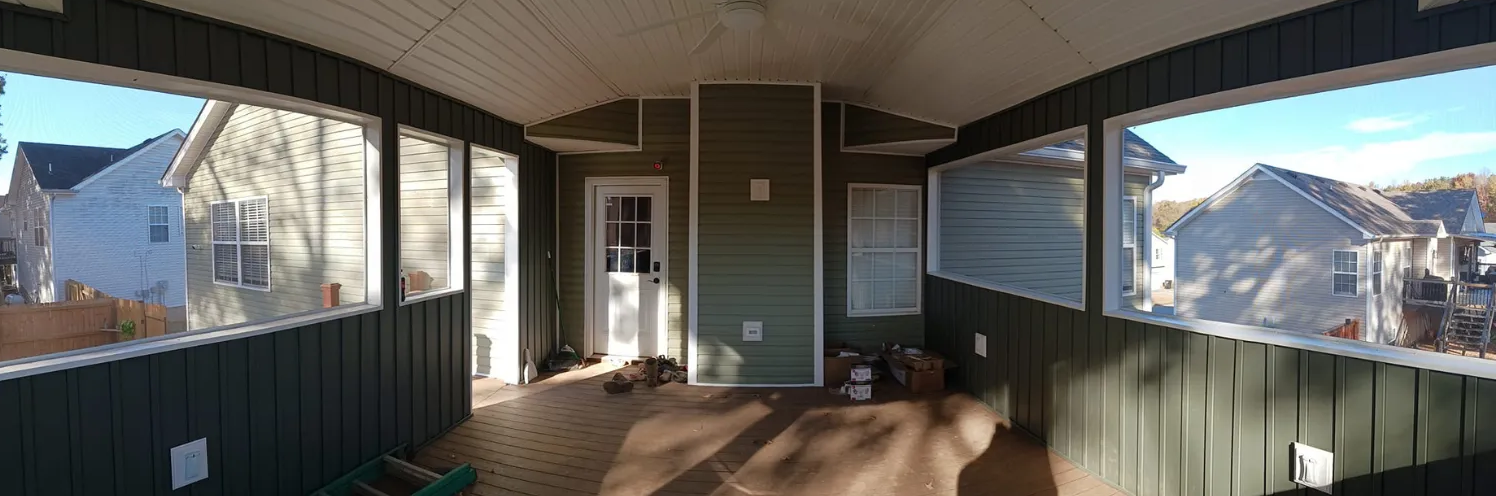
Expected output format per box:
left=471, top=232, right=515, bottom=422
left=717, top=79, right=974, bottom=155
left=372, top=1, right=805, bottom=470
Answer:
left=421, top=366, right=1118, bottom=495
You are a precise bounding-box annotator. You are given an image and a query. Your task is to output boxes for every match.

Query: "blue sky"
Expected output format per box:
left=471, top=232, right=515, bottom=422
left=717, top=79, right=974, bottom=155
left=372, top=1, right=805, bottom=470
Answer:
left=1134, top=64, right=1496, bottom=202
left=0, top=72, right=203, bottom=193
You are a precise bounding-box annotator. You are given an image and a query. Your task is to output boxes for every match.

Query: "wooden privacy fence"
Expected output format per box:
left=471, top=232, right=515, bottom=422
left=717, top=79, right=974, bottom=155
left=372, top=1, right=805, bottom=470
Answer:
left=0, top=281, right=170, bottom=361
left=1324, top=319, right=1361, bottom=340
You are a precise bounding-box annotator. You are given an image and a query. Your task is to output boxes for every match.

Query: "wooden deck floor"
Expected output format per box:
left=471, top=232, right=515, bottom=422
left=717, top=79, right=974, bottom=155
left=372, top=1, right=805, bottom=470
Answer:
left=415, top=365, right=1118, bottom=496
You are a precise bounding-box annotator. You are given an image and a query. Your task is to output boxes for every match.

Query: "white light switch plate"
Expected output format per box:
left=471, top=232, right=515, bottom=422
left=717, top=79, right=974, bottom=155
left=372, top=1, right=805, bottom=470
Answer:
left=743, top=321, right=763, bottom=341
left=1291, top=442, right=1333, bottom=493
left=750, top=179, right=770, bottom=201
left=974, top=333, right=987, bottom=357
left=171, top=438, right=209, bottom=489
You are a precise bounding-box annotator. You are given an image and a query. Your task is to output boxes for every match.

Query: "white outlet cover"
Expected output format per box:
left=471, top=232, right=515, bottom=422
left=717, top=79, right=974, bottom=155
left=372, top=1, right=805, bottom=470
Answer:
left=743, top=321, right=763, bottom=341
left=170, top=438, right=209, bottom=489
left=974, top=333, right=987, bottom=357
left=1291, top=442, right=1333, bottom=494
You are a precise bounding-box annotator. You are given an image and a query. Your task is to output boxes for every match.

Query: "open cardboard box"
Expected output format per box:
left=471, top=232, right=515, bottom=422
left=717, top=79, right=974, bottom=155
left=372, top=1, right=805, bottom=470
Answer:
left=823, top=343, right=862, bottom=385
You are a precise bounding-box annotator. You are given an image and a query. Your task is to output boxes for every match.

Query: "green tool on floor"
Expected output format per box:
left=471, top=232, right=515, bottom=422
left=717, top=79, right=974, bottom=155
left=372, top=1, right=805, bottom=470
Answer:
left=311, top=445, right=476, bottom=496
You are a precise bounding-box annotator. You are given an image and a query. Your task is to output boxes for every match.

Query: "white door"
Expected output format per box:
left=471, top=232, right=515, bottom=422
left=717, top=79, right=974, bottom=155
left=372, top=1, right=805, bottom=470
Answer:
left=590, top=183, right=667, bottom=358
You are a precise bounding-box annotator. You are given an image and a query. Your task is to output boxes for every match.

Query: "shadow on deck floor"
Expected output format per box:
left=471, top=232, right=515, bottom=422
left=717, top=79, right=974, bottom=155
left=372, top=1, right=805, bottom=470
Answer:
left=416, top=365, right=1119, bottom=496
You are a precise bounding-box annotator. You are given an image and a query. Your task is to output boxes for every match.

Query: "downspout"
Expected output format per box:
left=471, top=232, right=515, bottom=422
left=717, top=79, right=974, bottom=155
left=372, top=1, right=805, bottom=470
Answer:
left=1140, top=170, right=1166, bottom=312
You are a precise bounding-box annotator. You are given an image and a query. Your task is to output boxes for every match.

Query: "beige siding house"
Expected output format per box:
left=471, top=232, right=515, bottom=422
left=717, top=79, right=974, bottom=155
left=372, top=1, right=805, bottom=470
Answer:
left=1169, top=164, right=1481, bottom=343
left=165, top=101, right=368, bottom=329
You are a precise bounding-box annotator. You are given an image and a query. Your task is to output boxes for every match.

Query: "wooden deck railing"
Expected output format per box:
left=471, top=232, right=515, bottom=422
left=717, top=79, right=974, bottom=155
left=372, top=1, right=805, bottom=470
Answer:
left=1324, top=319, right=1361, bottom=340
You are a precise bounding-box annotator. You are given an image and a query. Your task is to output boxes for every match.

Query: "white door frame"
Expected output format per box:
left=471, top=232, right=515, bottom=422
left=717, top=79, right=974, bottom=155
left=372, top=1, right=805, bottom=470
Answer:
left=583, top=176, right=669, bottom=358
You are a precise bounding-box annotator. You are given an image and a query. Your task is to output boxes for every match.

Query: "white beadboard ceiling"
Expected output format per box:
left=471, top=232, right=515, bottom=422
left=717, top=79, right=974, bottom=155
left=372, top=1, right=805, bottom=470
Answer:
left=154, top=0, right=1332, bottom=126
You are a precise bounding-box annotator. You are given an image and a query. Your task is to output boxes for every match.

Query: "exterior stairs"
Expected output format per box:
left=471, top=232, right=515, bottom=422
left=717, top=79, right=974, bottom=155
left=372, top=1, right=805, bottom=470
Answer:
left=1435, top=285, right=1494, bottom=358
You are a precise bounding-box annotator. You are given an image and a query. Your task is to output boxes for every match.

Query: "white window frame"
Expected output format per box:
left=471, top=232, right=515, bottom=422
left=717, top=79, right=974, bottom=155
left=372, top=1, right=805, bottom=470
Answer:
left=0, top=48, right=389, bottom=382
left=846, top=183, right=923, bottom=317
left=148, top=205, right=170, bottom=243
left=1371, top=249, right=1384, bottom=296
left=1097, top=43, right=1496, bottom=381
left=1332, top=250, right=1360, bottom=297
left=1121, top=196, right=1139, bottom=297
left=210, top=196, right=271, bottom=291
left=397, top=125, right=466, bottom=306
left=926, top=127, right=1090, bottom=311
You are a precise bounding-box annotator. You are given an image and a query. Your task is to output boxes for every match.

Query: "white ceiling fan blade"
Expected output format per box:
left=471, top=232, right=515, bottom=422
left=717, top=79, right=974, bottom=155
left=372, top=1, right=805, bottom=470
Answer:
left=769, top=9, right=870, bottom=41
left=689, top=20, right=729, bottom=56
left=617, top=10, right=716, bottom=37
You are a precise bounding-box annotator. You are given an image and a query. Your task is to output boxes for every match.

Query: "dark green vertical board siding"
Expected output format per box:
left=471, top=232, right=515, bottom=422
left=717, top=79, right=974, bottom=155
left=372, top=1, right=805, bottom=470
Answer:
left=929, top=0, right=1496, bottom=167
left=0, top=0, right=560, bottom=492
left=821, top=102, right=926, bottom=351
left=527, top=98, right=640, bottom=145
left=928, top=276, right=1496, bottom=495
left=841, top=103, right=954, bottom=147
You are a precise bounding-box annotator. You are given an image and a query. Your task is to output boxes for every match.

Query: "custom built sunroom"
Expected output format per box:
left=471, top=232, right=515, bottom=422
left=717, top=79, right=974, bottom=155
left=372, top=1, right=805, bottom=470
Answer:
left=2, top=0, right=1495, bottom=495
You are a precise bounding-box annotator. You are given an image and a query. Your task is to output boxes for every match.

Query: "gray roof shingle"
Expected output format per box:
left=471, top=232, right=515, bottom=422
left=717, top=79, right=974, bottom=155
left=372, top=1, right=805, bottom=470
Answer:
left=1051, top=129, right=1177, bottom=164
left=1258, top=164, right=1470, bottom=237
left=17, top=132, right=171, bottom=190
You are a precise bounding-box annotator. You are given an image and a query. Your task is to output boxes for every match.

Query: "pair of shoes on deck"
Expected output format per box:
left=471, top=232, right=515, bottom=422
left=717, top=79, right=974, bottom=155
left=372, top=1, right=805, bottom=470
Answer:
left=603, top=373, right=635, bottom=394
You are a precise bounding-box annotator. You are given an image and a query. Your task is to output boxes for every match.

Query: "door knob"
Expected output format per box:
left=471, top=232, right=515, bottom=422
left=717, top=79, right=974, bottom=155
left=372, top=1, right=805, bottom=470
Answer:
left=652, top=278, right=660, bottom=284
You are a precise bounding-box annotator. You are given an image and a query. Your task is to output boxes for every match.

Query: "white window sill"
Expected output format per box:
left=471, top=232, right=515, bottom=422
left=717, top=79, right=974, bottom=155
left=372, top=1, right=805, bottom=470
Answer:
left=0, top=303, right=381, bottom=382
left=930, top=271, right=1085, bottom=311
left=213, top=280, right=272, bottom=292
left=848, top=308, right=921, bottom=318
left=400, top=287, right=464, bottom=306
left=1103, top=307, right=1496, bottom=381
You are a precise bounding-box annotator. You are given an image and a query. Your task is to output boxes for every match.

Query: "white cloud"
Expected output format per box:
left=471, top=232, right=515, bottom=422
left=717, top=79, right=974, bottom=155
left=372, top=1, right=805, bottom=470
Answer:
left=1345, top=113, right=1427, bottom=133
left=1155, top=131, right=1496, bottom=202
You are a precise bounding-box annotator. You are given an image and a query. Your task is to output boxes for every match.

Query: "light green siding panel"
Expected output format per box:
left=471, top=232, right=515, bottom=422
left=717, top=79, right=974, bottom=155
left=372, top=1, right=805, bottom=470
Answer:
left=821, top=102, right=925, bottom=351
left=557, top=99, right=690, bottom=360
left=183, top=104, right=367, bottom=329
left=527, top=99, right=639, bottom=146
left=841, top=104, right=953, bottom=147
left=696, top=84, right=816, bottom=385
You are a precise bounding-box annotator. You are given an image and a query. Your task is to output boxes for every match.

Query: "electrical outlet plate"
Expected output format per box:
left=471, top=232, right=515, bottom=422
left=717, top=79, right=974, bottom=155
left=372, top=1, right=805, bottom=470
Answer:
left=974, top=333, right=987, bottom=357
left=743, top=321, right=763, bottom=342
left=750, top=179, right=770, bottom=201
left=1291, top=442, right=1333, bottom=494
left=170, top=438, right=209, bottom=489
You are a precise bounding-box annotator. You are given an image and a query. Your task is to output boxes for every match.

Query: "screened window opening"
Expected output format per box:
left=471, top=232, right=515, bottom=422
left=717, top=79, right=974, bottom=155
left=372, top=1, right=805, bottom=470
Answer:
left=933, top=136, right=1089, bottom=308
left=848, top=185, right=921, bottom=315
left=398, top=130, right=459, bottom=301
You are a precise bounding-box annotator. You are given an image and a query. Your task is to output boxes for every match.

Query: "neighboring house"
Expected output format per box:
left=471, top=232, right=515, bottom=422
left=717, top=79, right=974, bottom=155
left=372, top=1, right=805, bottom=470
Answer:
left=1168, top=164, right=1483, bottom=343
left=2, top=132, right=187, bottom=306
left=937, top=130, right=1186, bottom=310
left=0, top=194, right=14, bottom=289
left=163, top=101, right=368, bottom=330
left=1151, top=232, right=1174, bottom=289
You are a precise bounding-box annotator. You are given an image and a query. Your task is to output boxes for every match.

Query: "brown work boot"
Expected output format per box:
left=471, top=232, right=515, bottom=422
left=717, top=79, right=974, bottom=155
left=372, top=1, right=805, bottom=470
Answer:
left=645, top=358, right=660, bottom=387
left=604, top=373, right=634, bottom=394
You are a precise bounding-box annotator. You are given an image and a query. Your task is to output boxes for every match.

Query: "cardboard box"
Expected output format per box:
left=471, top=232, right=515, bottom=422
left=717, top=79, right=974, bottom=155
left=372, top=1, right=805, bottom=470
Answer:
left=823, top=344, right=861, bottom=385
left=885, top=354, right=944, bottom=394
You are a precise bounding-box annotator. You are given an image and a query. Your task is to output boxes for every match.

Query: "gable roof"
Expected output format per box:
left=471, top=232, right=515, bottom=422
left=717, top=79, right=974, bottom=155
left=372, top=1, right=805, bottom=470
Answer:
left=1051, top=129, right=1177, bottom=165
left=18, top=131, right=180, bottom=190
left=162, top=100, right=239, bottom=189
left=1167, top=163, right=1469, bottom=238
left=1383, top=189, right=1477, bottom=234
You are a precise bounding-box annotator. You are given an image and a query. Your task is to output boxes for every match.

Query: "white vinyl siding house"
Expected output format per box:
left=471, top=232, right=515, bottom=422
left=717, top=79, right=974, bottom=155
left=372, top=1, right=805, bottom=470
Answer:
left=1173, top=169, right=1369, bottom=332
left=179, top=104, right=367, bottom=329
left=398, top=133, right=453, bottom=296
left=469, top=148, right=515, bottom=378
left=6, top=133, right=187, bottom=307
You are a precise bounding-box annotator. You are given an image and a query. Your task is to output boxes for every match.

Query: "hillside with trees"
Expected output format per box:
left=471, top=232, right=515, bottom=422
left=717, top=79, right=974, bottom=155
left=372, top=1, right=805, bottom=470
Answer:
left=1153, top=198, right=1204, bottom=234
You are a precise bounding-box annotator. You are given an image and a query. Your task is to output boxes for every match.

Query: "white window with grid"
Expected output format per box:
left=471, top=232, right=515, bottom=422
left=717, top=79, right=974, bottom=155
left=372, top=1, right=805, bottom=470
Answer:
left=1372, top=249, right=1384, bottom=295
left=211, top=197, right=270, bottom=290
left=1121, top=196, right=1139, bottom=296
left=848, top=184, right=922, bottom=316
left=1333, top=250, right=1359, bottom=297
left=148, top=206, right=170, bottom=243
